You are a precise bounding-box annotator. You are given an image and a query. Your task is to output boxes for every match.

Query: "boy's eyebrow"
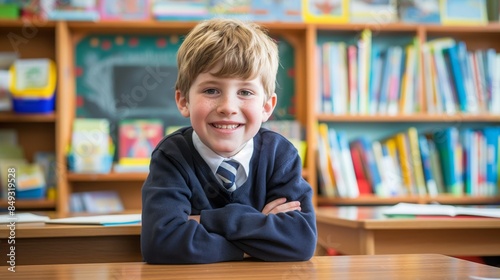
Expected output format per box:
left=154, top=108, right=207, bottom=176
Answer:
left=196, top=80, right=221, bottom=87
left=197, top=79, right=261, bottom=88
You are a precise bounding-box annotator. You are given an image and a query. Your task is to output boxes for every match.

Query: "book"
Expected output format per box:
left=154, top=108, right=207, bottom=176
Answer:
left=350, top=0, right=397, bottom=24
left=0, top=159, right=27, bottom=198
left=441, top=0, right=488, bottom=26
left=316, top=123, right=336, bottom=197
left=0, top=52, right=16, bottom=111
left=418, top=135, right=438, bottom=197
left=70, top=191, right=124, bottom=213
left=45, top=213, right=141, bottom=226
left=118, top=119, right=163, bottom=165
left=251, top=0, right=302, bottom=22
left=42, top=0, right=100, bottom=21
left=0, top=213, right=50, bottom=224
left=34, top=151, right=56, bottom=200
left=398, top=0, right=440, bottom=24
left=383, top=203, right=500, bottom=218
left=302, top=0, right=349, bottom=23
left=407, top=127, right=426, bottom=196
left=70, top=118, right=113, bottom=174
left=16, top=163, right=46, bottom=199
left=433, top=127, right=464, bottom=195
left=153, top=0, right=209, bottom=21
left=487, top=0, right=499, bottom=22
left=99, top=0, right=150, bottom=21
left=209, top=0, right=251, bottom=20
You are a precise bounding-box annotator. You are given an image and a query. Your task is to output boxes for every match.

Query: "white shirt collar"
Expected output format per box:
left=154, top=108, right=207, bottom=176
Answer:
left=192, top=130, right=253, bottom=186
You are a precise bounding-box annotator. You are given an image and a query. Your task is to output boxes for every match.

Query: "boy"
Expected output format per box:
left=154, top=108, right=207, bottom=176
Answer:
left=141, top=18, right=317, bottom=264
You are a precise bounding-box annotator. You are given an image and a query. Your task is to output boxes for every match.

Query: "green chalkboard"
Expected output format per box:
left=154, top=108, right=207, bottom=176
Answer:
left=75, top=33, right=296, bottom=151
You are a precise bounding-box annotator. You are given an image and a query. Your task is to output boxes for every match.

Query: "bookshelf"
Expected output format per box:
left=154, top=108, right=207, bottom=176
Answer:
left=0, top=22, right=58, bottom=211
left=309, top=22, right=500, bottom=206
left=1, top=19, right=499, bottom=213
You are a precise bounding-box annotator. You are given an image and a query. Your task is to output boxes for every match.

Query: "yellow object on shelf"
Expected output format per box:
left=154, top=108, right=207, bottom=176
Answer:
left=9, top=59, right=57, bottom=99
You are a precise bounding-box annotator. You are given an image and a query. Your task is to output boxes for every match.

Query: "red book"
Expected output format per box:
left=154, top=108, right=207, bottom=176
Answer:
left=350, top=145, right=371, bottom=194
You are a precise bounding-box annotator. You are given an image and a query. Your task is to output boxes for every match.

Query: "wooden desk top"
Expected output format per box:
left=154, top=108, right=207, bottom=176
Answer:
left=2, top=255, right=499, bottom=279
left=0, top=211, right=141, bottom=238
left=316, top=206, right=500, bottom=229
left=0, top=222, right=141, bottom=238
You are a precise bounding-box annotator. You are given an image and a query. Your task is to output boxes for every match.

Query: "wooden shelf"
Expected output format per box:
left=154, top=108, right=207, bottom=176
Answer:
left=0, top=199, right=56, bottom=210
left=66, top=20, right=306, bottom=35
left=317, top=195, right=500, bottom=206
left=2, top=19, right=497, bottom=33
left=316, top=114, right=500, bottom=123
left=316, top=22, right=420, bottom=32
left=0, top=19, right=56, bottom=28
left=67, top=172, right=148, bottom=182
left=0, top=111, right=56, bottom=122
left=315, top=22, right=500, bottom=33
left=424, top=22, right=500, bottom=33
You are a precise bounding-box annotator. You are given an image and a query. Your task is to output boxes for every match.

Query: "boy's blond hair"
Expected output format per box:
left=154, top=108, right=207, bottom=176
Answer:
left=176, top=18, right=279, bottom=101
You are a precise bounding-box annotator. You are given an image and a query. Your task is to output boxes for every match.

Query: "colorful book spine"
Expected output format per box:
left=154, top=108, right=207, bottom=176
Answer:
left=347, top=45, right=358, bottom=115
left=386, top=46, right=403, bottom=115
left=483, top=127, right=499, bottom=196
left=327, top=126, right=348, bottom=198
left=408, top=127, right=426, bottom=196
left=337, top=131, right=359, bottom=198
left=369, top=45, right=383, bottom=115
left=395, top=132, right=416, bottom=195
left=317, top=123, right=336, bottom=197
left=321, top=43, right=332, bottom=113
left=418, top=135, right=438, bottom=197
left=433, top=127, right=463, bottom=195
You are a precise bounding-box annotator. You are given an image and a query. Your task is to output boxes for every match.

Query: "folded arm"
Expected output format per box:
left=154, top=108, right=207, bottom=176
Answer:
left=141, top=151, right=244, bottom=264
left=200, top=156, right=317, bottom=261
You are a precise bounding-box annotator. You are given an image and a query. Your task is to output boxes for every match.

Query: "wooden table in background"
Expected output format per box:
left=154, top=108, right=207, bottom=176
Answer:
left=1, top=255, right=499, bottom=279
left=316, top=206, right=500, bottom=256
left=0, top=220, right=142, bottom=265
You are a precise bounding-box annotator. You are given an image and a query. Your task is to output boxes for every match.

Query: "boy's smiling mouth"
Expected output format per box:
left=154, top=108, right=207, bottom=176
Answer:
left=211, top=123, right=241, bottom=129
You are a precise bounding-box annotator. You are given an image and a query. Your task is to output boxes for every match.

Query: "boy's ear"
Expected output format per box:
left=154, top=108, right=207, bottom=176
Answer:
left=262, top=92, right=277, bottom=122
left=175, top=90, right=190, bottom=117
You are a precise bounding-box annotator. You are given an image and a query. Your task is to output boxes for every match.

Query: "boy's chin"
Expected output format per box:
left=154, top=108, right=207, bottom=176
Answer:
left=211, top=144, right=244, bottom=158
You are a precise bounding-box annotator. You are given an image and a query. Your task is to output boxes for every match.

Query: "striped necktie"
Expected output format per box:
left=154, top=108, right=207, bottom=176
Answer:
left=216, top=160, right=240, bottom=191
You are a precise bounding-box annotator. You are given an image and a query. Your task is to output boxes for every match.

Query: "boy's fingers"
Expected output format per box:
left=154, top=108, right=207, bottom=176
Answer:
left=268, top=201, right=301, bottom=215
left=262, top=197, right=287, bottom=214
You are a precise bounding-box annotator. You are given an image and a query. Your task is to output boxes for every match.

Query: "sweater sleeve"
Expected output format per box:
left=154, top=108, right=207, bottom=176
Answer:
left=141, top=149, right=244, bottom=264
left=200, top=140, right=317, bottom=261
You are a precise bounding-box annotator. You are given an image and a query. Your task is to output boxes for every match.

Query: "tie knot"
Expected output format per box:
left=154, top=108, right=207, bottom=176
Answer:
left=216, top=160, right=240, bottom=191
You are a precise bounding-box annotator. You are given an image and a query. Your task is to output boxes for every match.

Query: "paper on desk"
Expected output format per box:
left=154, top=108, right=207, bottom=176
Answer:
left=45, top=214, right=141, bottom=226
left=382, top=203, right=500, bottom=218
left=0, top=213, right=50, bottom=223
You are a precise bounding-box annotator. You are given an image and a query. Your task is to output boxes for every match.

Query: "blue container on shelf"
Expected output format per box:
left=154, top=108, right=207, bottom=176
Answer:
left=12, top=94, right=55, bottom=114
left=17, top=187, right=46, bottom=199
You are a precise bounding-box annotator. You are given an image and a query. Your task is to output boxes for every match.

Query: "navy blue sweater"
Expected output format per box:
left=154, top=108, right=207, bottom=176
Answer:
left=141, top=127, right=317, bottom=264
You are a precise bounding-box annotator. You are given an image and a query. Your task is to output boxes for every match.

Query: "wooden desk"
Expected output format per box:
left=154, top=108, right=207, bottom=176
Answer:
left=1, top=255, right=498, bottom=279
left=0, top=222, right=141, bottom=265
left=316, top=206, right=500, bottom=256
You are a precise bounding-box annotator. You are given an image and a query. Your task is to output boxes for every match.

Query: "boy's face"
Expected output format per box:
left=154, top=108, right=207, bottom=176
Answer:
left=176, top=68, right=276, bottom=158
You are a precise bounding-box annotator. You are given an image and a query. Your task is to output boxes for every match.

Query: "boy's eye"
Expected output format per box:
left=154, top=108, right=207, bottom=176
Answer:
left=239, top=90, right=253, bottom=96
left=203, top=88, right=219, bottom=95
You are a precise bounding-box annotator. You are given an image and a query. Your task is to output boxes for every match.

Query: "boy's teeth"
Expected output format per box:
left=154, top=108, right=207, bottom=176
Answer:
left=214, top=124, right=238, bottom=129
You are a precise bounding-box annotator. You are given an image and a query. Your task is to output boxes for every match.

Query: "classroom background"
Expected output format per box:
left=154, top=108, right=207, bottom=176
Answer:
left=0, top=0, right=499, bottom=268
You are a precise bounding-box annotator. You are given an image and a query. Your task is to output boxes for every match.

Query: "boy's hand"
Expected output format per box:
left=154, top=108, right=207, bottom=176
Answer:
left=261, top=197, right=301, bottom=215
left=188, top=215, right=200, bottom=223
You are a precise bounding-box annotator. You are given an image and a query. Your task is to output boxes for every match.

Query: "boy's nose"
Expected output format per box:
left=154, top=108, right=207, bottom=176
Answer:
left=216, top=94, right=238, bottom=115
